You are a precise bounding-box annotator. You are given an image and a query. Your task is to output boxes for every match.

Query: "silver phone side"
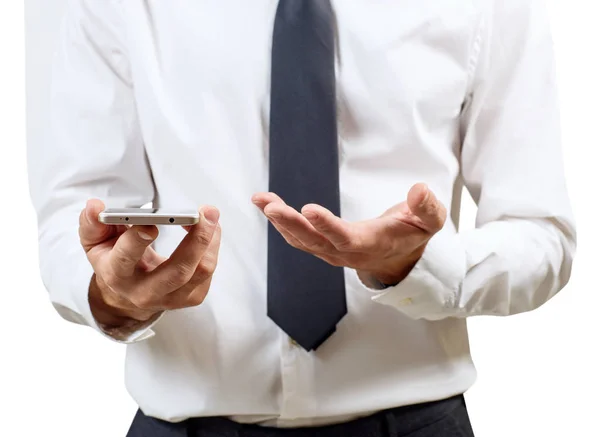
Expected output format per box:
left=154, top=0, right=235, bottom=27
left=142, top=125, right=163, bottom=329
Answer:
left=98, top=210, right=199, bottom=226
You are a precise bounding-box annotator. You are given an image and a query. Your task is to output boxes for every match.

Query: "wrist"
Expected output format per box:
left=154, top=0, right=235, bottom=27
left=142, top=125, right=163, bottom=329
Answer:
left=372, top=264, right=415, bottom=286
left=88, top=274, right=156, bottom=328
left=359, top=247, right=425, bottom=288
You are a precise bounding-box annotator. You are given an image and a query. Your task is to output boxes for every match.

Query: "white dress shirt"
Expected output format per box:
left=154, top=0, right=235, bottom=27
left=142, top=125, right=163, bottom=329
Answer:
left=28, top=0, right=576, bottom=427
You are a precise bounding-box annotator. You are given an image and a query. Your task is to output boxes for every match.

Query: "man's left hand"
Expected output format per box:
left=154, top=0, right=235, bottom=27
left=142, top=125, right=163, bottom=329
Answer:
left=252, top=183, right=447, bottom=287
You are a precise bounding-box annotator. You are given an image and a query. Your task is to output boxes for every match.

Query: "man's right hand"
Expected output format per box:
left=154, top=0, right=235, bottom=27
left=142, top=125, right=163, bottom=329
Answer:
left=79, top=199, right=221, bottom=329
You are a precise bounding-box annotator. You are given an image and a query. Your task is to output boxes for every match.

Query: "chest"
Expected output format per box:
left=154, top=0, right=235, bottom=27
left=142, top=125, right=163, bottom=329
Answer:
left=122, top=0, right=479, bottom=154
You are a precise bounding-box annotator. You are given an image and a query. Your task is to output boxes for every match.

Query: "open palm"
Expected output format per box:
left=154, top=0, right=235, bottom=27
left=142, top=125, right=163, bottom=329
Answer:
left=252, top=183, right=447, bottom=285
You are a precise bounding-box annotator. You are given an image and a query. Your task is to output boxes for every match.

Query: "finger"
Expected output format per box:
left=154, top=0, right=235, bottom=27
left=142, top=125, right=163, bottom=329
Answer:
left=269, top=218, right=306, bottom=249
left=264, top=203, right=334, bottom=253
left=301, top=204, right=358, bottom=251
left=251, top=192, right=285, bottom=211
left=138, top=248, right=167, bottom=272
left=161, top=275, right=213, bottom=310
left=146, top=206, right=220, bottom=294
left=251, top=193, right=304, bottom=247
left=79, top=199, right=113, bottom=252
left=161, top=225, right=222, bottom=309
left=406, top=183, right=446, bottom=232
left=109, top=225, right=159, bottom=277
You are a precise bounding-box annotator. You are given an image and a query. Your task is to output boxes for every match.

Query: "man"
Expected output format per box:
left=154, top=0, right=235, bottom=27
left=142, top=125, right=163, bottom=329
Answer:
left=28, top=0, right=575, bottom=436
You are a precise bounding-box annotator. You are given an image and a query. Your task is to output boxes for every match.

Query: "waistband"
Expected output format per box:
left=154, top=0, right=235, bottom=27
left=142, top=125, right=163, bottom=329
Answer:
left=188, top=394, right=467, bottom=437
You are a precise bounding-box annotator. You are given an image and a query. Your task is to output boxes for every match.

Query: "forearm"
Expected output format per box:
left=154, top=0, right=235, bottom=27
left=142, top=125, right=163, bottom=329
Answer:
left=368, top=0, right=577, bottom=320
left=454, top=218, right=574, bottom=316
left=363, top=215, right=575, bottom=320
left=28, top=0, right=159, bottom=342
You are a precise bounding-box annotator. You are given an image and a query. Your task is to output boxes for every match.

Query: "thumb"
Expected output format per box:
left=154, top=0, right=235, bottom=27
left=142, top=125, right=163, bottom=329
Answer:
left=406, top=183, right=446, bottom=232
left=79, top=199, right=113, bottom=252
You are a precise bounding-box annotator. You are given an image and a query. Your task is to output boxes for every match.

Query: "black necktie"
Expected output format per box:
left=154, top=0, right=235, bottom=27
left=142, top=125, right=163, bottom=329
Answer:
left=268, top=0, right=347, bottom=351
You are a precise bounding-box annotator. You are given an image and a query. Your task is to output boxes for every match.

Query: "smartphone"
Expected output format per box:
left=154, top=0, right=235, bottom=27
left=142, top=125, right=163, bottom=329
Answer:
left=98, top=208, right=200, bottom=226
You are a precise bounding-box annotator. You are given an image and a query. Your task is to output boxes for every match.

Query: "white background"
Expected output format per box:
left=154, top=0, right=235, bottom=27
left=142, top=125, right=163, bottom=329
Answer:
left=1, top=1, right=598, bottom=436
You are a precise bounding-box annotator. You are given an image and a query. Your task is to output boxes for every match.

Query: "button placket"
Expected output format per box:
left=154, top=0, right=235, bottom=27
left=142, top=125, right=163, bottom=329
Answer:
left=280, top=333, right=300, bottom=419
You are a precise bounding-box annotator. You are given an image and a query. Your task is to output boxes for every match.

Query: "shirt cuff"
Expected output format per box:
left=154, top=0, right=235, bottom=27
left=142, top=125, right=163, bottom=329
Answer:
left=357, top=226, right=468, bottom=320
left=71, top=257, right=162, bottom=343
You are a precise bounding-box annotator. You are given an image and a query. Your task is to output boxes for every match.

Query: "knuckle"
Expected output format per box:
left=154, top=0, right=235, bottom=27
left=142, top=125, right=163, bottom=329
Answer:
left=95, top=277, right=125, bottom=307
left=111, top=246, right=132, bottom=267
left=196, top=256, right=217, bottom=276
left=162, top=296, right=183, bottom=311
left=426, top=205, right=438, bottom=220
left=101, top=272, right=121, bottom=291
left=176, top=262, right=195, bottom=279
left=336, top=238, right=356, bottom=251
left=306, top=241, right=326, bottom=252
left=166, top=263, right=195, bottom=287
left=193, top=230, right=213, bottom=247
left=129, top=293, right=154, bottom=310
left=435, top=207, right=447, bottom=230
left=187, top=291, right=207, bottom=307
left=283, top=234, right=304, bottom=249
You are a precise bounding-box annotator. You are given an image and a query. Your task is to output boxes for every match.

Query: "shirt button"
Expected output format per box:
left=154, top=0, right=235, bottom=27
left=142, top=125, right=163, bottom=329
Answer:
left=399, top=297, right=413, bottom=306
left=289, top=337, right=299, bottom=347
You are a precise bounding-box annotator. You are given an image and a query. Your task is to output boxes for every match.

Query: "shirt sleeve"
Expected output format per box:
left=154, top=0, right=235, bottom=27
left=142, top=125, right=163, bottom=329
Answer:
left=359, top=0, right=577, bottom=320
left=28, top=0, right=160, bottom=343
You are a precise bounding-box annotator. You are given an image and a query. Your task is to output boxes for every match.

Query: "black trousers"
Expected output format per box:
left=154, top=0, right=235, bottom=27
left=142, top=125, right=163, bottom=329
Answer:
left=127, top=394, right=475, bottom=437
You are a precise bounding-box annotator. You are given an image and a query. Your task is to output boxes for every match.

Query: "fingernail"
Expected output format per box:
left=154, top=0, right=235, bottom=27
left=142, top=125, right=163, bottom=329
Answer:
left=203, top=208, right=220, bottom=225
left=138, top=231, right=154, bottom=241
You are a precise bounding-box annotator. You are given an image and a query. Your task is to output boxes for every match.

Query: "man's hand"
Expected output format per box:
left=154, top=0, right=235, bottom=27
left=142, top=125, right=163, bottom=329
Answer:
left=80, top=199, right=221, bottom=328
left=252, top=183, right=446, bottom=287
